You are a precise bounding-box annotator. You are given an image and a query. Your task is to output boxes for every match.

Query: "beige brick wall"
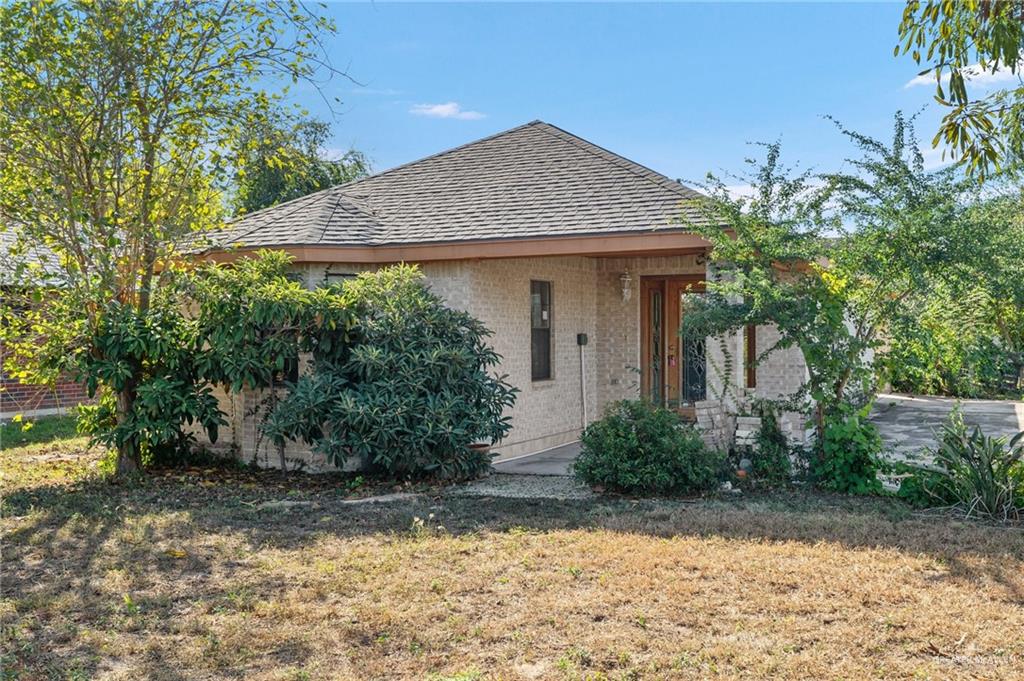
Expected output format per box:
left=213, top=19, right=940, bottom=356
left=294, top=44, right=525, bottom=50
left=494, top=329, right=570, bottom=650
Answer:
left=460, top=256, right=599, bottom=459
left=753, top=323, right=810, bottom=443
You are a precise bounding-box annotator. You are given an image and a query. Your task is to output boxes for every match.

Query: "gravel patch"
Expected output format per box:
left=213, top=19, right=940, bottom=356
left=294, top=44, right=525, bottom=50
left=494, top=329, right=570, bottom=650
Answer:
left=451, top=473, right=595, bottom=500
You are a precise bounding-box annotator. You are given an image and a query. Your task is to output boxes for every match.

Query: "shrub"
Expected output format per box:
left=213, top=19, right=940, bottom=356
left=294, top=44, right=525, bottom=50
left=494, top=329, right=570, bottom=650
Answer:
left=884, top=310, right=1018, bottom=399
left=750, top=404, right=792, bottom=484
left=572, top=399, right=723, bottom=495
left=898, top=408, right=1024, bottom=520
left=262, top=265, right=518, bottom=480
left=812, top=409, right=884, bottom=495
left=71, top=299, right=227, bottom=466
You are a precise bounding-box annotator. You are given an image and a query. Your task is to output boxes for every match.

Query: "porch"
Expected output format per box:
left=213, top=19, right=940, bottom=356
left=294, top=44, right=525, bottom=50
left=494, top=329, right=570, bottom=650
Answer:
left=430, top=251, right=807, bottom=463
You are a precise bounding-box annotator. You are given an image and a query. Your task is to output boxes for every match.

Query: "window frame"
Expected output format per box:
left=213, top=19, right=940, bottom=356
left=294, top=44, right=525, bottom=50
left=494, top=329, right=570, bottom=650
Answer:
left=744, top=324, right=757, bottom=389
left=530, top=280, right=553, bottom=382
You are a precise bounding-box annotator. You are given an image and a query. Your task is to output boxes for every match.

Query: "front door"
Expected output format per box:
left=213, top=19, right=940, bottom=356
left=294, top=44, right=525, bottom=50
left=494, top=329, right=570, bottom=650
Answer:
left=640, top=276, right=706, bottom=419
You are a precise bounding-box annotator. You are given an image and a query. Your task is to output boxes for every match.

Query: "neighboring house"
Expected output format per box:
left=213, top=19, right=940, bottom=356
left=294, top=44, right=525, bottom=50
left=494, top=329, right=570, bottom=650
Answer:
left=202, top=121, right=808, bottom=469
left=0, top=229, right=90, bottom=419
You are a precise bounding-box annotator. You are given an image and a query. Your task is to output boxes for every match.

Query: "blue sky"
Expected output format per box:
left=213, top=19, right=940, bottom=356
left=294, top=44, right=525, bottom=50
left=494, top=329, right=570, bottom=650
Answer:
left=286, top=2, right=987, bottom=187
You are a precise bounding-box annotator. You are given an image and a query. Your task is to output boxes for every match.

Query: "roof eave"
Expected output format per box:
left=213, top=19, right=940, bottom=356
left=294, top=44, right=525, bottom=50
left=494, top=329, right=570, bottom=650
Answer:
left=201, top=229, right=715, bottom=264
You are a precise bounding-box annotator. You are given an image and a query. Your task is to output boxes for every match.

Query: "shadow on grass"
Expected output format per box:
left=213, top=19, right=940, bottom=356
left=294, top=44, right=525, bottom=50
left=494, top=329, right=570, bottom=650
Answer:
left=6, top=470, right=1024, bottom=559
left=4, top=471, right=1024, bottom=678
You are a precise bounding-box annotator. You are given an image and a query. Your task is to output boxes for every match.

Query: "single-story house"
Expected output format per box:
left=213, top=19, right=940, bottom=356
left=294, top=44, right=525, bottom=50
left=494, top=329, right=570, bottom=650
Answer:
left=202, top=121, right=808, bottom=469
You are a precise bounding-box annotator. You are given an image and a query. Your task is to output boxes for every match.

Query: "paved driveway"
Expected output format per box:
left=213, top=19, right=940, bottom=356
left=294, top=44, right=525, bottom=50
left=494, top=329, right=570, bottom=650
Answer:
left=871, top=393, right=1024, bottom=460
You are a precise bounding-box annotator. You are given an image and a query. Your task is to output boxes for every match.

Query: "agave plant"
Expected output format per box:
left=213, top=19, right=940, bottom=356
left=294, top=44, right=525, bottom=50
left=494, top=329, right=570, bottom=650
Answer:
left=923, top=408, right=1024, bottom=521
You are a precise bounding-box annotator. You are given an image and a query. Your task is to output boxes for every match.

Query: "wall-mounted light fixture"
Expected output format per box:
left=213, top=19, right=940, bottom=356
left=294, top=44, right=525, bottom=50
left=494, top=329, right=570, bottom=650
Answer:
left=619, top=269, right=633, bottom=302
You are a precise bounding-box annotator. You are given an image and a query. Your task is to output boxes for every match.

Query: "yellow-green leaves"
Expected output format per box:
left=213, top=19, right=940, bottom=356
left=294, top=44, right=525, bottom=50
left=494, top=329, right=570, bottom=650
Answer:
left=896, top=0, right=1024, bottom=178
left=0, top=0, right=342, bottom=472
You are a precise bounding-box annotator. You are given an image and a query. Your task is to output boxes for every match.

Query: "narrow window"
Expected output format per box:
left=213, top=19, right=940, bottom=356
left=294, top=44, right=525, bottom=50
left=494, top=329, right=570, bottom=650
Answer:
left=744, top=324, right=757, bottom=389
left=531, top=280, right=552, bottom=381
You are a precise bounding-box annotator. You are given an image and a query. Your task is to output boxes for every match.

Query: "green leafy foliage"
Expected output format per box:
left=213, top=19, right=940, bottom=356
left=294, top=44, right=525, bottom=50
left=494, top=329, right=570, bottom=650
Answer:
left=898, top=407, right=1024, bottom=520
left=897, top=0, right=1024, bottom=177
left=4, top=252, right=512, bottom=479
left=45, top=251, right=352, bottom=467
left=260, top=265, right=518, bottom=480
left=825, top=115, right=1023, bottom=399
left=679, top=140, right=875, bottom=439
left=683, top=113, right=1018, bottom=476
left=884, top=286, right=1019, bottom=398
left=71, top=299, right=225, bottom=461
left=573, top=400, right=723, bottom=495
left=188, top=250, right=355, bottom=392
left=0, top=0, right=343, bottom=474
left=881, top=191, right=1024, bottom=399
left=751, top=405, right=792, bottom=484
left=812, top=410, right=884, bottom=495
left=235, top=117, right=370, bottom=214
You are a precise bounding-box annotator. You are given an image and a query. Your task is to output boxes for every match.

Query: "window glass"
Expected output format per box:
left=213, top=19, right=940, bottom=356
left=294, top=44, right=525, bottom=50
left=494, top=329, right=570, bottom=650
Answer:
left=530, top=281, right=552, bottom=380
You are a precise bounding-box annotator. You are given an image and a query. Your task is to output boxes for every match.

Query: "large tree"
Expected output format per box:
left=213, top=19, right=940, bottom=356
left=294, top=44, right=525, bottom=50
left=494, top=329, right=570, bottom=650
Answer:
left=0, top=0, right=341, bottom=474
left=235, top=116, right=370, bottom=214
left=882, top=185, right=1024, bottom=396
left=678, top=141, right=855, bottom=440
left=898, top=0, right=1024, bottom=177
left=681, top=114, right=975, bottom=437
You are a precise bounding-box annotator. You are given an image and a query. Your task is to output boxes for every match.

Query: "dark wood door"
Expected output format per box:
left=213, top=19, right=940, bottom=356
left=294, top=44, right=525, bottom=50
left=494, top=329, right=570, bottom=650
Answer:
left=641, top=276, right=706, bottom=419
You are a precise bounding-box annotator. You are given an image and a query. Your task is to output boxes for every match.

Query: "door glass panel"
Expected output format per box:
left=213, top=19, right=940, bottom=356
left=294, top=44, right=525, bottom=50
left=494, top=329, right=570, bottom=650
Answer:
left=649, top=290, right=662, bottom=404
left=681, top=336, right=707, bottom=403
left=676, top=291, right=706, bottom=406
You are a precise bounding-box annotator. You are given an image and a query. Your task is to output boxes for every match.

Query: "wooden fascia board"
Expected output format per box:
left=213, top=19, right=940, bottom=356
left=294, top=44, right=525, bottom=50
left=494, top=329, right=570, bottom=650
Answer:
left=202, top=231, right=714, bottom=264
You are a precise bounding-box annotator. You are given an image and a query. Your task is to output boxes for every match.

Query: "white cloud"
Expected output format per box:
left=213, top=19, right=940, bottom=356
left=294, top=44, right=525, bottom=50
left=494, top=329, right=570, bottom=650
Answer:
left=905, top=62, right=1023, bottom=89
left=410, top=102, right=486, bottom=120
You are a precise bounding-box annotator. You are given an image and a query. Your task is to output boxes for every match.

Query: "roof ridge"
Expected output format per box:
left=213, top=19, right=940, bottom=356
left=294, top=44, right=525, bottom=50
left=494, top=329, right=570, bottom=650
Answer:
left=339, top=120, right=546, bottom=193
left=217, top=188, right=339, bottom=248
left=206, top=120, right=714, bottom=252
left=314, top=192, right=383, bottom=245
left=530, top=122, right=702, bottom=199
left=226, top=182, right=341, bottom=225
left=312, top=188, right=345, bottom=245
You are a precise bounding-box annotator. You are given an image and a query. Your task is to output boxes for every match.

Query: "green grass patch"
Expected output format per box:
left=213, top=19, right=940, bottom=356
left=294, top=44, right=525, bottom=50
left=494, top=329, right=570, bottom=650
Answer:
left=1, top=414, right=80, bottom=448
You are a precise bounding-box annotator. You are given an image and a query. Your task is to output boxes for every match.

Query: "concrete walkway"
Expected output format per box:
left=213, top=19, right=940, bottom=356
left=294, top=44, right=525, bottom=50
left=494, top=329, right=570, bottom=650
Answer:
left=492, top=441, right=580, bottom=476
left=871, top=393, right=1024, bottom=461
left=452, top=473, right=594, bottom=500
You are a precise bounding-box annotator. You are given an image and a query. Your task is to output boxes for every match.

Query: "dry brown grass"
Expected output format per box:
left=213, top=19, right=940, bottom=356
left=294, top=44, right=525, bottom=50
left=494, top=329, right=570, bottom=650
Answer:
left=3, top=445, right=1024, bottom=680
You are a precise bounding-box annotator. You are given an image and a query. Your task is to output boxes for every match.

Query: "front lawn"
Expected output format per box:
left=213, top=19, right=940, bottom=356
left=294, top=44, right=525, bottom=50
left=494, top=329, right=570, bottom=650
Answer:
left=3, top=442, right=1023, bottom=680
left=0, top=414, right=79, bottom=449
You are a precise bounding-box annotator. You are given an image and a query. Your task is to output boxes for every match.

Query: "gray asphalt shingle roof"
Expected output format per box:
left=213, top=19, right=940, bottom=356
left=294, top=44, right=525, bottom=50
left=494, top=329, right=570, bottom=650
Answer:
left=0, top=227, right=63, bottom=286
left=212, top=120, right=706, bottom=250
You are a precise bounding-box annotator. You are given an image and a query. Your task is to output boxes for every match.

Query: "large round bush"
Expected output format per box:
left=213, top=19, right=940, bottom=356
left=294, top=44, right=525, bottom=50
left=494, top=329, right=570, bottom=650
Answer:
left=573, top=399, right=722, bottom=495
left=262, top=265, right=518, bottom=480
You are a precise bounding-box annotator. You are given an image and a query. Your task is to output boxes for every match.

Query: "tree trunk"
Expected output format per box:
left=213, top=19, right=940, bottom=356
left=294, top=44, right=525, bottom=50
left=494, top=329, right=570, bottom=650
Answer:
left=114, top=387, right=142, bottom=475
left=813, top=402, right=826, bottom=446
